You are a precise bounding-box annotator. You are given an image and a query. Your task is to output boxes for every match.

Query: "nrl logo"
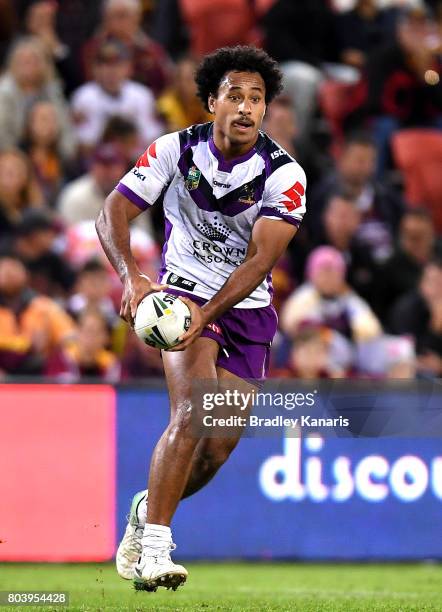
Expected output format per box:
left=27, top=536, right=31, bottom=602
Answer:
left=238, top=183, right=255, bottom=205
left=185, top=165, right=201, bottom=191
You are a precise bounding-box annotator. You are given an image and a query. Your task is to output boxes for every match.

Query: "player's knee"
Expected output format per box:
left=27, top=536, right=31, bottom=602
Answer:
left=168, top=398, right=198, bottom=441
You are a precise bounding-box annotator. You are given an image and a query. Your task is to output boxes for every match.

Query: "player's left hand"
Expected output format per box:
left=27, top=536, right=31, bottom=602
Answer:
left=166, top=297, right=208, bottom=351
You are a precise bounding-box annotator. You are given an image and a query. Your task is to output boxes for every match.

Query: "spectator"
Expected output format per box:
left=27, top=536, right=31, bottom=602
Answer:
left=356, top=334, right=416, bottom=378
left=64, top=219, right=159, bottom=303
left=318, top=194, right=378, bottom=305
left=262, top=95, right=332, bottom=188
left=67, top=259, right=118, bottom=327
left=82, top=0, right=171, bottom=96
left=157, top=56, right=211, bottom=132
left=262, top=96, right=333, bottom=285
left=58, top=144, right=159, bottom=293
left=121, top=327, right=164, bottom=379
left=23, top=0, right=75, bottom=93
left=102, top=115, right=140, bottom=167
left=262, top=95, right=298, bottom=157
left=56, top=143, right=129, bottom=227
left=376, top=208, right=439, bottom=322
left=308, top=132, right=404, bottom=262
left=390, top=259, right=442, bottom=377
left=12, top=210, right=76, bottom=298
left=46, top=308, right=120, bottom=382
left=261, top=0, right=336, bottom=135
left=383, top=336, right=416, bottom=379
left=0, top=36, right=72, bottom=150
left=21, top=99, right=75, bottom=206
left=280, top=246, right=382, bottom=347
left=57, top=142, right=155, bottom=238
left=71, top=39, right=163, bottom=151
left=150, top=0, right=189, bottom=60
left=333, top=0, right=398, bottom=70
left=272, top=326, right=345, bottom=379
left=363, top=7, right=442, bottom=176
left=0, top=252, right=76, bottom=376
left=0, top=149, right=43, bottom=245
left=268, top=255, right=298, bottom=315
left=47, top=0, right=102, bottom=94
left=0, top=0, right=17, bottom=63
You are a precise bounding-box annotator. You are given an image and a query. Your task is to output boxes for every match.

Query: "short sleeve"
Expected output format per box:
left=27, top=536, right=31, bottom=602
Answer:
left=116, top=131, right=180, bottom=211
left=259, top=162, right=307, bottom=228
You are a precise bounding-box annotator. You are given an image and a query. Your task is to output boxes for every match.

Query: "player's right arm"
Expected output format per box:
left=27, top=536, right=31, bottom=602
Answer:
left=96, top=132, right=179, bottom=323
left=96, top=190, right=168, bottom=323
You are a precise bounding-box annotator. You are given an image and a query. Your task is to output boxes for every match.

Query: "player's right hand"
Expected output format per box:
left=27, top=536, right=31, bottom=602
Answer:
left=120, top=272, right=168, bottom=326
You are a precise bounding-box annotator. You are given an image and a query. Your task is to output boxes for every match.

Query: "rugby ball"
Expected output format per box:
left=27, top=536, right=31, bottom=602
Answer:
left=134, top=291, right=191, bottom=349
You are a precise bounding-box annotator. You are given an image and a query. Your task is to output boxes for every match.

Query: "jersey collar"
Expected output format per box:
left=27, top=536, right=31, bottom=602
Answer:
left=208, top=134, right=257, bottom=173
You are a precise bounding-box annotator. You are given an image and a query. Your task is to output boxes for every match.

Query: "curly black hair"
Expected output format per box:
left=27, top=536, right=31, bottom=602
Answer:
left=195, top=46, right=283, bottom=112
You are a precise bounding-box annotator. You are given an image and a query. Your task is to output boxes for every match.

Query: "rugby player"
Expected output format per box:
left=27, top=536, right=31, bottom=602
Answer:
left=96, top=45, right=307, bottom=591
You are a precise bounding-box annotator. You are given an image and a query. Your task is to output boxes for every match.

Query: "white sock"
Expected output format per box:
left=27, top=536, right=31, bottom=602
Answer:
left=142, top=523, right=172, bottom=556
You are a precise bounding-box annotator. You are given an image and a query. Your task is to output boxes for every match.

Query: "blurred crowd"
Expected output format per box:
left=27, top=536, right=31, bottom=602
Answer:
left=0, top=0, right=441, bottom=382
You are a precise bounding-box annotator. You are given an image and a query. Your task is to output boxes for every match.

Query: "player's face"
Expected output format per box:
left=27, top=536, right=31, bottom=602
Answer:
left=209, top=71, right=266, bottom=150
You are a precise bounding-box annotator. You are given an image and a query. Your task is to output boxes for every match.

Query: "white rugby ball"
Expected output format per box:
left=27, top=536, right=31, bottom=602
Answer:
left=134, top=291, right=191, bottom=349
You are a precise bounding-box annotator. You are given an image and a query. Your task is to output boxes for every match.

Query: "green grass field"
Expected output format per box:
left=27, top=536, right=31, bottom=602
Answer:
left=0, top=562, right=441, bottom=611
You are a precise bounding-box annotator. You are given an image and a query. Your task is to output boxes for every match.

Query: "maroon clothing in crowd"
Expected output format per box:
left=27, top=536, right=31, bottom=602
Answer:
left=83, top=31, right=171, bottom=96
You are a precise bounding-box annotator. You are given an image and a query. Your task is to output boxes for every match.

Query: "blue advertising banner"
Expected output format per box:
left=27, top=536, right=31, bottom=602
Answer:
left=116, top=386, right=442, bottom=560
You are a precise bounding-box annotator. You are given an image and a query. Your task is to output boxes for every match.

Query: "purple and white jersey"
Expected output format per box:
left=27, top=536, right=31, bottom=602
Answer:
left=117, top=122, right=306, bottom=308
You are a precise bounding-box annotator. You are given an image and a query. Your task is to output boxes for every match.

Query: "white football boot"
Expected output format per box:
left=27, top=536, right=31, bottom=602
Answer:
left=116, top=490, right=148, bottom=580
left=133, top=539, right=188, bottom=592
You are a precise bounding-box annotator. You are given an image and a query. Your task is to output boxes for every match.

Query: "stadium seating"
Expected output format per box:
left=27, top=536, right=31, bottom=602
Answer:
left=392, top=129, right=442, bottom=233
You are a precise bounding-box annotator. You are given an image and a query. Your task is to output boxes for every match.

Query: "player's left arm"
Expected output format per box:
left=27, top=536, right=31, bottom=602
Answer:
left=211, top=216, right=297, bottom=310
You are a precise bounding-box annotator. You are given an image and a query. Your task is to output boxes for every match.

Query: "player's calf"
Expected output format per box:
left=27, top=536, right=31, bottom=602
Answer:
left=182, top=437, right=239, bottom=498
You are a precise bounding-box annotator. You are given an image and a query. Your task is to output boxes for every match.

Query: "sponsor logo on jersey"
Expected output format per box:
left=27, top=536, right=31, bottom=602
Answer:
left=238, top=183, right=255, bottom=205
left=185, top=165, right=202, bottom=191
left=270, top=149, right=285, bottom=160
left=197, top=216, right=231, bottom=243
left=167, top=273, right=196, bottom=291
left=135, top=141, right=157, bottom=168
left=213, top=179, right=232, bottom=189
left=132, top=168, right=146, bottom=181
left=279, top=181, right=305, bottom=212
left=192, top=240, right=246, bottom=266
